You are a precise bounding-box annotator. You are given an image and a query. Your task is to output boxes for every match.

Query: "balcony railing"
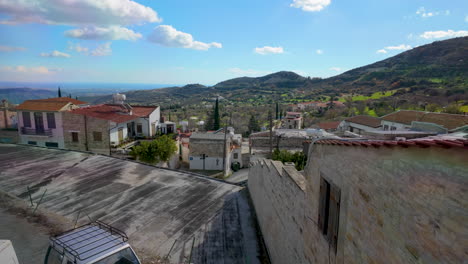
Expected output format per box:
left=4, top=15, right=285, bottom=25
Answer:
left=21, top=127, right=53, bottom=137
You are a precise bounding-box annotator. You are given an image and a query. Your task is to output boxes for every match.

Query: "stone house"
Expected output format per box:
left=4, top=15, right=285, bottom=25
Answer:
left=381, top=110, right=467, bottom=132
left=284, top=112, right=303, bottom=129
left=15, top=97, right=86, bottom=148
left=0, top=99, right=17, bottom=129
left=249, top=135, right=467, bottom=264
left=338, top=115, right=382, bottom=135
left=189, top=130, right=241, bottom=174
left=63, top=104, right=160, bottom=154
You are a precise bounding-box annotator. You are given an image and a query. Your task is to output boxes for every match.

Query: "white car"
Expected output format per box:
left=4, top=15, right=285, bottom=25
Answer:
left=44, top=221, right=141, bottom=264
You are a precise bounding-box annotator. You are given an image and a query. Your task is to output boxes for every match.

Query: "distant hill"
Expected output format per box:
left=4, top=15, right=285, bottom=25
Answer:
left=57, top=37, right=468, bottom=107
left=0, top=88, right=56, bottom=104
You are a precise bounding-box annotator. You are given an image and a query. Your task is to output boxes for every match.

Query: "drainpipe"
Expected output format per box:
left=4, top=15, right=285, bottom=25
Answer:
left=84, top=115, right=89, bottom=151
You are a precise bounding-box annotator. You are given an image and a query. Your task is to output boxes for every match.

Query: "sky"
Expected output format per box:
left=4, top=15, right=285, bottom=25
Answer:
left=0, top=0, right=467, bottom=86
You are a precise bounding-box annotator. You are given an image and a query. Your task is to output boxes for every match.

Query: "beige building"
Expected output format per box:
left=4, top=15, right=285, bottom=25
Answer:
left=249, top=135, right=467, bottom=264
left=15, top=97, right=86, bottom=148
left=63, top=104, right=160, bottom=154
left=283, top=112, right=302, bottom=129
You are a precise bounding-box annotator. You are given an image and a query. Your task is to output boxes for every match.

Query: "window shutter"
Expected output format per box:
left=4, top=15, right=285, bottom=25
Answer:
left=328, top=184, right=341, bottom=252
left=318, top=177, right=327, bottom=232
left=22, top=112, right=31, bottom=127
left=47, top=113, right=56, bottom=128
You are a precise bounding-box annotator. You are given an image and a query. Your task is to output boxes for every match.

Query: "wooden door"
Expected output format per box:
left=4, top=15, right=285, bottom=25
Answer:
left=34, top=112, right=44, bottom=133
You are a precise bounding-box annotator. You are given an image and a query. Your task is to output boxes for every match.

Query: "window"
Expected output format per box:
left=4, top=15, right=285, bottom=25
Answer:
left=390, top=126, right=396, bottom=131
left=22, top=112, right=31, bottom=127
left=47, top=113, right=56, bottom=128
left=233, top=153, right=238, bottom=159
left=93, top=131, right=102, bottom=142
left=45, top=142, right=59, bottom=148
left=383, top=125, right=389, bottom=131
left=71, top=132, right=79, bottom=142
left=318, top=176, right=341, bottom=253
left=28, top=141, right=37, bottom=145
left=137, top=123, right=143, bottom=133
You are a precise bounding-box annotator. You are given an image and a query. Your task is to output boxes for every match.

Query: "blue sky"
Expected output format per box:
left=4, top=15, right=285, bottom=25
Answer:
left=0, top=0, right=467, bottom=85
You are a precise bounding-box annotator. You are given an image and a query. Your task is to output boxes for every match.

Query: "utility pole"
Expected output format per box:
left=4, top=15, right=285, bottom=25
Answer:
left=222, top=116, right=228, bottom=177
left=269, top=110, right=273, bottom=158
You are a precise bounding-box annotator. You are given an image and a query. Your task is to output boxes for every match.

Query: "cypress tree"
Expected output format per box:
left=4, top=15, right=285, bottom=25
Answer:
left=275, top=102, right=279, bottom=120
left=213, top=97, right=220, bottom=130
left=58, top=86, right=62, bottom=97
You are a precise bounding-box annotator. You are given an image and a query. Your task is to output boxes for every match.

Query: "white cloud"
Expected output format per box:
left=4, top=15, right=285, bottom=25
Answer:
left=0, top=65, right=57, bottom=74
left=148, top=25, right=222, bottom=51
left=229, top=68, right=271, bottom=76
left=254, top=46, right=284, bottom=55
left=0, top=45, right=26, bottom=52
left=68, top=42, right=89, bottom=53
left=376, top=44, right=411, bottom=54
left=329, top=67, right=343, bottom=72
left=65, top=26, right=142, bottom=41
left=416, top=7, right=450, bottom=18
left=0, top=0, right=161, bottom=26
left=316, top=49, right=323, bottom=55
left=290, top=0, right=331, bottom=12
left=90, top=42, right=112, bottom=56
left=385, top=44, right=412, bottom=50
left=40, top=50, right=71, bottom=58
left=420, top=30, right=468, bottom=39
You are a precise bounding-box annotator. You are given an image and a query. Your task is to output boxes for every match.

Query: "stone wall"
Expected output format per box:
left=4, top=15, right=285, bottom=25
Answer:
left=249, top=143, right=468, bottom=264
left=248, top=159, right=308, bottom=264
left=62, top=112, right=110, bottom=155
left=250, top=136, right=306, bottom=150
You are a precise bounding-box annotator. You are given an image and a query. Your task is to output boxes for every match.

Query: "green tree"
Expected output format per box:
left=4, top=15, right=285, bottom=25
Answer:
left=213, top=97, right=220, bottom=130
left=248, top=115, right=260, bottom=133
left=275, top=102, right=279, bottom=120
left=272, top=149, right=307, bottom=171
left=130, top=135, right=177, bottom=164
left=58, top=86, right=62, bottom=97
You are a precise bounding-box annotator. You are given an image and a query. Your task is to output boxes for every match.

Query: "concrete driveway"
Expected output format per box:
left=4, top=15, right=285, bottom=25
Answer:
left=227, top=168, right=249, bottom=183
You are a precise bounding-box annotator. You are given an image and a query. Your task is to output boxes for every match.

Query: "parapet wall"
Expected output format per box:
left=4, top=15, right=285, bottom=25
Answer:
left=248, top=159, right=308, bottom=264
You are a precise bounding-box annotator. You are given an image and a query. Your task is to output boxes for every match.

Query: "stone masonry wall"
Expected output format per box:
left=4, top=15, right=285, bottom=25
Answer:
left=248, top=159, right=308, bottom=264
left=303, top=144, right=467, bottom=264
left=62, top=112, right=110, bottom=155
left=250, top=136, right=306, bottom=149
left=249, top=143, right=467, bottom=264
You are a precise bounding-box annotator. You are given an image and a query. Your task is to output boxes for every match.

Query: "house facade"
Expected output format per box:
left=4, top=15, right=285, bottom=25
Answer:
left=249, top=135, right=467, bottom=264
left=0, top=99, right=17, bottom=129
left=15, top=97, right=86, bottom=148
left=63, top=104, right=159, bottom=154
left=284, top=112, right=303, bottom=129
left=339, top=115, right=382, bottom=135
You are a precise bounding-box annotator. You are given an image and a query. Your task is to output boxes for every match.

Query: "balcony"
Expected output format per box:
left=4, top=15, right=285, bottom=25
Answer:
left=20, top=127, right=53, bottom=137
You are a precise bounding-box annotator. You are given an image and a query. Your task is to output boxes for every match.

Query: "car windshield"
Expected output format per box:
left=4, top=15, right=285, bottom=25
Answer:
left=93, top=247, right=139, bottom=264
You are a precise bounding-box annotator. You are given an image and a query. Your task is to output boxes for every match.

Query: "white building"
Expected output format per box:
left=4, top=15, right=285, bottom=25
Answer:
left=283, top=112, right=303, bottom=129
left=189, top=129, right=242, bottom=174
left=16, top=97, right=87, bottom=148
left=338, top=115, right=382, bottom=135
left=381, top=110, right=467, bottom=132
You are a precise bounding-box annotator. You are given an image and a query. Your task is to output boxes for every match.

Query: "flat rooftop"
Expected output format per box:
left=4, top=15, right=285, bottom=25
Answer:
left=0, top=144, right=260, bottom=263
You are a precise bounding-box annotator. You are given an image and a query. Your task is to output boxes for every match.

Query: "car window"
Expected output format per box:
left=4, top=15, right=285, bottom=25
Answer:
left=46, top=249, right=64, bottom=264
left=93, top=247, right=139, bottom=264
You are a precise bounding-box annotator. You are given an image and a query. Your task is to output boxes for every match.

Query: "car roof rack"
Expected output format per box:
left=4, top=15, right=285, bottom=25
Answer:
left=50, top=220, right=129, bottom=262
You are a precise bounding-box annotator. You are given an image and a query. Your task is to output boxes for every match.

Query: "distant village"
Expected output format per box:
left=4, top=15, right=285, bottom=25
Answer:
left=0, top=90, right=467, bottom=263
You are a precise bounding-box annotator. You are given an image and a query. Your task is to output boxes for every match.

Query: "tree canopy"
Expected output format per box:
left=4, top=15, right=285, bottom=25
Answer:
left=130, top=135, right=177, bottom=164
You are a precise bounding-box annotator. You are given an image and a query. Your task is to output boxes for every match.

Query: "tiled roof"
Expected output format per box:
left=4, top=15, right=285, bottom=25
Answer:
left=131, top=106, right=158, bottom=117
left=345, top=115, right=382, bottom=128
left=33, top=97, right=88, bottom=105
left=16, top=101, right=71, bottom=111
left=382, top=110, right=468, bottom=130
left=314, top=136, right=468, bottom=149
left=317, top=121, right=341, bottom=130
left=71, top=104, right=139, bottom=123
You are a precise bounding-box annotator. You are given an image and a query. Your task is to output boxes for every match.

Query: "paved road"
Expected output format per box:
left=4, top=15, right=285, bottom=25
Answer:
left=227, top=168, right=249, bottom=183
left=0, top=208, right=50, bottom=264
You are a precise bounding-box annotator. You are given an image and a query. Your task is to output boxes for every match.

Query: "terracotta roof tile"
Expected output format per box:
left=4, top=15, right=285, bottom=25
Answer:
left=316, top=121, right=341, bottom=130
left=16, top=101, right=71, bottom=111
left=71, top=104, right=139, bottom=123
left=131, top=106, right=158, bottom=117
left=345, top=115, right=382, bottom=128
left=382, top=110, right=467, bottom=130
